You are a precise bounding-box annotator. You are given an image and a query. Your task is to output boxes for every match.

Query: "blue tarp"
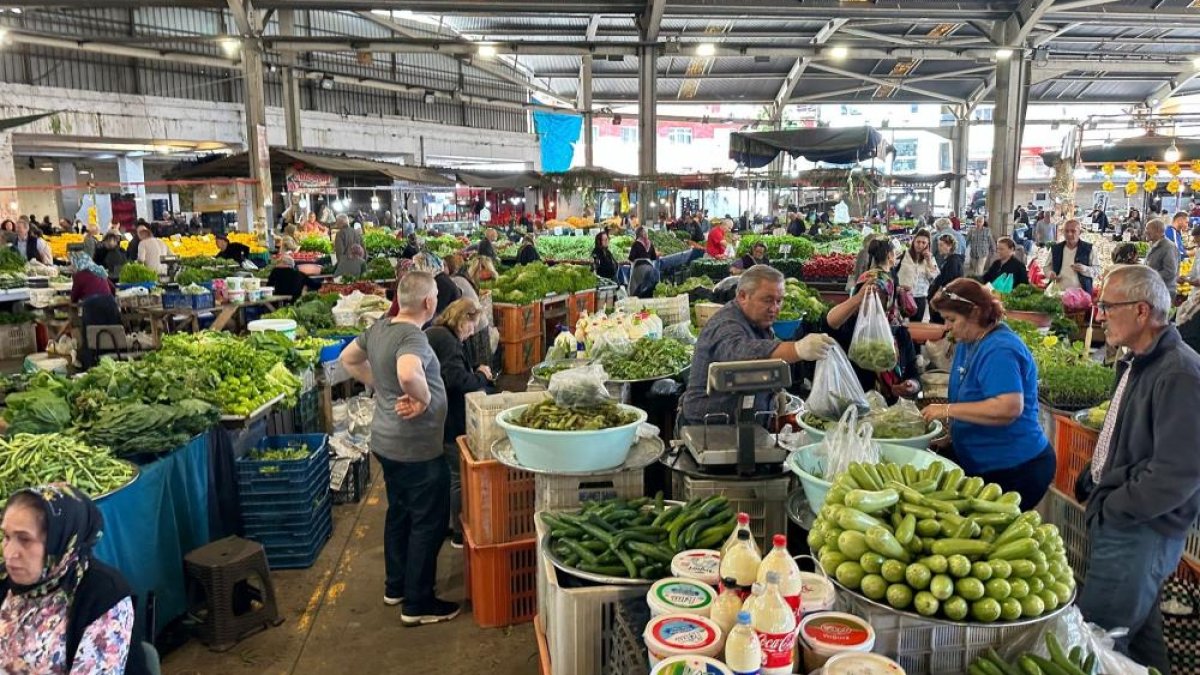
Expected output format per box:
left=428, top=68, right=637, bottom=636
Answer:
left=533, top=110, right=583, bottom=172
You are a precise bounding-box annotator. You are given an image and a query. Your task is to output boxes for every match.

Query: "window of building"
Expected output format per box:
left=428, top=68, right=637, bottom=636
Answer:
left=939, top=142, right=951, bottom=172
left=620, top=126, right=639, bottom=144
left=668, top=127, right=693, bottom=145
left=892, top=159, right=917, bottom=173
left=893, top=138, right=918, bottom=157
left=973, top=107, right=994, bottom=122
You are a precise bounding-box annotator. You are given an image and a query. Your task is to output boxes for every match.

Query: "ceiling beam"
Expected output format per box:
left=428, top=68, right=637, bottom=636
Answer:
left=640, top=0, right=666, bottom=42
left=771, top=18, right=847, bottom=120
left=1145, top=70, right=1200, bottom=108
left=585, top=14, right=602, bottom=40
left=806, top=61, right=965, bottom=104
left=1000, top=0, right=1064, bottom=47
left=225, top=0, right=253, bottom=36
left=791, top=66, right=993, bottom=103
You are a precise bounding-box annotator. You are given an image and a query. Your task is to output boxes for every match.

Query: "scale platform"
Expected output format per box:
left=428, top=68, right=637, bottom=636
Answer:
left=680, top=424, right=789, bottom=467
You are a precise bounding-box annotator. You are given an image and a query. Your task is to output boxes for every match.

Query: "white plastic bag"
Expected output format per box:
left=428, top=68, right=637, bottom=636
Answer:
left=663, top=321, right=696, bottom=345
left=548, top=363, right=612, bottom=409
left=848, top=289, right=898, bottom=372
left=817, top=407, right=881, bottom=480
left=998, top=606, right=1152, bottom=675
left=807, top=342, right=869, bottom=420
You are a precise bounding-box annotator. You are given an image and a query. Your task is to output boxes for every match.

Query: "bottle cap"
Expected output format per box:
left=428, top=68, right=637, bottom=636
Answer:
left=737, top=512, right=750, bottom=525
left=736, top=530, right=750, bottom=541
left=722, top=577, right=738, bottom=588
left=765, top=571, right=780, bottom=584
left=737, top=610, right=751, bottom=624
left=773, top=534, right=787, bottom=548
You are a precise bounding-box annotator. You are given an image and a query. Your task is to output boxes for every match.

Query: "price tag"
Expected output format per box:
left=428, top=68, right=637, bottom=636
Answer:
left=779, top=244, right=792, bottom=257
left=553, top=227, right=564, bottom=236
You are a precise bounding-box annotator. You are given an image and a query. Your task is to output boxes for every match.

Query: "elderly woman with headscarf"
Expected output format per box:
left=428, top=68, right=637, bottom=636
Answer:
left=401, top=233, right=421, bottom=260
left=267, top=254, right=321, bottom=300
left=628, top=226, right=658, bottom=262
left=414, top=252, right=461, bottom=317
left=69, top=249, right=116, bottom=304
left=0, top=484, right=148, bottom=674
left=278, top=225, right=301, bottom=256
left=333, top=244, right=367, bottom=278
left=515, top=234, right=540, bottom=265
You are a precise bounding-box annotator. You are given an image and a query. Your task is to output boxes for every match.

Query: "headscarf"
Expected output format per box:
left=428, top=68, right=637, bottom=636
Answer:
left=1, top=484, right=103, bottom=598
left=412, top=251, right=444, bottom=275
left=69, top=249, right=107, bottom=279
left=278, top=254, right=296, bottom=268
left=635, top=227, right=651, bottom=250
left=348, top=244, right=365, bottom=259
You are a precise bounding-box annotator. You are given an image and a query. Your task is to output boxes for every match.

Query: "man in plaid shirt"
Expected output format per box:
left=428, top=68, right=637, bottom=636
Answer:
left=965, top=216, right=997, bottom=277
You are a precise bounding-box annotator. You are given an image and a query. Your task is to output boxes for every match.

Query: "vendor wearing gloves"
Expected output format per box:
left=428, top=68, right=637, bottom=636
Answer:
left=922, top=278, right=1055, bottom=507
left=1046, top=219, right=1098, bottom=292
left=679, top=265, right=836, bottom=427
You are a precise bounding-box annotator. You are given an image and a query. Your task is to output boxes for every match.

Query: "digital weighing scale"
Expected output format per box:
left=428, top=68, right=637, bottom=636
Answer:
left=677, top=359, right=793, bottom=476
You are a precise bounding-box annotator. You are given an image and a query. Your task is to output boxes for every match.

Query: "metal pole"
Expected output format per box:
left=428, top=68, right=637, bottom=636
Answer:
left=580, top=56, right=594, bottom=169
left=279, top=9, right=304, bottom=151
left=986, top=51, right=1030, bottom=236
left=637, top=44, right=658, bottom=227
left=241, top=17, right=272, bottom=232
left=951, top=113, right=970, bottom=216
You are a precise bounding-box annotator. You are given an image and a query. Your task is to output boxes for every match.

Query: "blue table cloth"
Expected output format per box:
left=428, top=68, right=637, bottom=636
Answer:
left=94, top=433, right=212, bottom=637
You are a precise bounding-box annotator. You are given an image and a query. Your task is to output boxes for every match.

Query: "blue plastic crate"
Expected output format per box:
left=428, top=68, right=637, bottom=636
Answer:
left=237, top=449, right=327, bottom=495
left=162, top=291, right=190, bottom=310
left=243, top=496, right=332, bottom=542
left=239, top=471, right=329, bottom=514
left=319, top=340, right=347, bottom=363
left=260, top=509, right=334, bottom=570
left=189, top=292, right=215, bottom=310
left=236, top=434, right=328, bottom=482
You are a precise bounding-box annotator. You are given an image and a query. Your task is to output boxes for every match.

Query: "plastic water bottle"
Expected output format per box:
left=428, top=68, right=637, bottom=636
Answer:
left=724, top=611, right=763, bottom=675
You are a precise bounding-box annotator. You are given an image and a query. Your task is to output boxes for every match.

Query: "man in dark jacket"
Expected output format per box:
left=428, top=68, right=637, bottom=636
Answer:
left=1075, top=264, right=1200, bottom=671
left=215, top=235, right=251, bottom=264
left=1047, top=219, right=1097, bottom=293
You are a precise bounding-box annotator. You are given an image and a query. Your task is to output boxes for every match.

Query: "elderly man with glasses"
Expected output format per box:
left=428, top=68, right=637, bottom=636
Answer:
left=1075, top=264, right=1200, bottom=671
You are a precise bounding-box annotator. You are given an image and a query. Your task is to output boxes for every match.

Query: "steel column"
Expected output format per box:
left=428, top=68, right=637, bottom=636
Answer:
left=637, top=44, right=657, bottom=226
left=239, top=9, right=273, bottom=232
left=986, top=54, right=1030, bottom=235
left=279, top=9, right=303, bottom=150
left=951, top=115, right=970, bottom=216
left=580, top=56, right=594, bottom=168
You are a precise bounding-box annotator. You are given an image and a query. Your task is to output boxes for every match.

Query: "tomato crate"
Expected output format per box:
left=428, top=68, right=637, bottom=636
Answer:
left=494, top=301, right=543, bottom=342
left=459, top=436, right=536, bottom=545
left=463, top=523, right=537, bottom=628
left=500, top=334, right=544, bottom=375
left=1053, top=414, right=1098, bottom=494
left=464, top=390, right=550, bottom=460
left=568, top=289, right=597, bottom=328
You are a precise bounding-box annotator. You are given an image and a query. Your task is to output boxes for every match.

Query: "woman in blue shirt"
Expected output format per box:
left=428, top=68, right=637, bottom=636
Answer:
left=922, top=278, right=1055, bottom=507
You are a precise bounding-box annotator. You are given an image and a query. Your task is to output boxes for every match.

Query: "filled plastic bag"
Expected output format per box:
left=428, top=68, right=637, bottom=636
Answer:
left=992, top=272, right=1014, bottom=294
left=998, top=606, right=1153, bottom=675
left=848, top=289, right=898, bottom=372
left=816, top=406, right=881, bottom=480
left=1062, top=287, right=1093, bottom=311
left=865, top=398, right=929, bottom=440
left=548, top=363, right=612, bottom=409
left=807, top=342, right=869, bottom=420
left=663, top=321, right=697, bottom=345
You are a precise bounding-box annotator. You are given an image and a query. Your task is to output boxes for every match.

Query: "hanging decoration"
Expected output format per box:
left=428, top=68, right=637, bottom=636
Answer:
left=1144, top=161, right=1159, bottom=177
left=1168, top=178, right=1182, bottom=194
left=1192, top=179, right=1200, bottom=192
left=1101, top=180, right=1115, bottom=192
left=1144, top=178, right=1159, bottom=192
left=1125, top=180, right=1139, bottom=196
left=1191, top=160, right=1200, bottom=174
left=1101, top=163, right=1115, bottom=177
left=1169, top=162, right=1182, bottom=177
left=1125, top=160, right=1141, bottom=175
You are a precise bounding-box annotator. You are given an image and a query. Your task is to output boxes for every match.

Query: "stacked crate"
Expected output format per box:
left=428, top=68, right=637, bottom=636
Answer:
left=495, top=301, right=544, bottom=374
left=237, top=434, right=333, bottom=569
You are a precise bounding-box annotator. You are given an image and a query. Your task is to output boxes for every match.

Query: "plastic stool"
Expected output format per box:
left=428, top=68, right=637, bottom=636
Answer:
left=184, top=536, right=284, bottom=651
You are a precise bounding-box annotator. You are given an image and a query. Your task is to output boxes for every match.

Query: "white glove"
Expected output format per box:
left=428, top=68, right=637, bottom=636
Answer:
left=793, top=333, right=836, bottom=361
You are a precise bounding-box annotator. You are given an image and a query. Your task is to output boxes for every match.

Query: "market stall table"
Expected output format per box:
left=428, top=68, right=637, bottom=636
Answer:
left=139, top=294, right=292, bottom=342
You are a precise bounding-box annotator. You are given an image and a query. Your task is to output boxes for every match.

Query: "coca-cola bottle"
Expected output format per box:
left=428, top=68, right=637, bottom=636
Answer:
left=720, top=513, right=760, bottom=558
left=718, top=530, right=761, bottom=601
left=752, top=571, right=797, bottom=675
left=756, top=534, right=802, bottom=623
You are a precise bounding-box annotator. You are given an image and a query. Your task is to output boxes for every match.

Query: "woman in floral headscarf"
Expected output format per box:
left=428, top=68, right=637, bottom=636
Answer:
left=69, top=248, right=116, bottom=304
left=0, top=484, right=147, bottom=674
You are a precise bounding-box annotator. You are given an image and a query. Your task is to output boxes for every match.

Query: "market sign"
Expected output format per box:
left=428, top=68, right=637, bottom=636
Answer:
left=286, top=168, right=338, bottom=195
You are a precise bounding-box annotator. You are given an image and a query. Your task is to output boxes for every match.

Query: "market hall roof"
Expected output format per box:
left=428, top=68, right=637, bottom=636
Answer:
left=168, top=148, right=456, bottom=187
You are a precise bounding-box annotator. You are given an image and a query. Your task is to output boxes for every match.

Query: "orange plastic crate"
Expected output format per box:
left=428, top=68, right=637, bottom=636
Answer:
left=495, top=301, right=543, bottom=342
left=568, top=289, right=597, bottom=328
left=500, top=334, right=544, bottom=374
left=1053, top=414, right=1099, bottom=494
left=463, top=523, right=537, bottom=628
left=458, top=436, right=537, bottom=544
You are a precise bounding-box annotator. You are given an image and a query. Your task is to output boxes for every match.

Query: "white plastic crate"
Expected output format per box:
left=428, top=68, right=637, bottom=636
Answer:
left=837, top=590, right=1047, bottom=674
left=671, top=473, right=791, bottom=552
left=0, top=323, right=36, bottom=360
left=535, top=470, right=644, bottom=512
left=1035, top=487, right=1089, bottom=581
left=464, top=390, right=550, bottom=460
left=615, top=294, right=690, bottom=326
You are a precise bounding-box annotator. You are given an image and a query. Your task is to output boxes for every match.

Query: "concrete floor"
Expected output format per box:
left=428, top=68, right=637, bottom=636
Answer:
left=163, top=459, right=537, bottom=675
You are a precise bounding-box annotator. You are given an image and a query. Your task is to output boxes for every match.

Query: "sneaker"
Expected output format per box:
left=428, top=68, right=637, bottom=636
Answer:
left=383, top=594, right=403, bottom=606
left=449, top=532, right=464, bottom=549
left=401, top=598, right=461, bottom=627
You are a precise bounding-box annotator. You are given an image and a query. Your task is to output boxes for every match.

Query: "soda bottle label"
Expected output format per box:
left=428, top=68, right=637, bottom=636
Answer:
left=783, top=594, right=802, bottom=623
left=756, top=629, right=797, bottom=672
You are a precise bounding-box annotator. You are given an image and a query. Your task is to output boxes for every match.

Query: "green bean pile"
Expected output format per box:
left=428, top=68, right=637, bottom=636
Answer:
left=600, top=337, right=693, bottom=381
left=0, top=433, right=137, bottom=504
left=248, top=444, right=310, bottom=462
left=512, top=400, right=638, bottom=431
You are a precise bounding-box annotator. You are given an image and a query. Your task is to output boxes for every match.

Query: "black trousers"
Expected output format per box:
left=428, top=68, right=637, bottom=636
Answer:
left=376, top=454, right=450, bottom=609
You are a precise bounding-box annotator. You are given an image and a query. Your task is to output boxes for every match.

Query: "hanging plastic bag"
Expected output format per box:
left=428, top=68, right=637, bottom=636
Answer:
left=548, top=363, right=612, bottom=409
left=993, top=273, right=1014, bottom=294
left=998, top=606, right=1153, bottom=675
left=816, top=407, right=882, bottom=481
left=848, top=290, right=898, bottom=372
left=865, top=398, right=929, bottom=440
left=806, top=342, right=869, bottom=420
left=663, top=321, right=697, bottom=345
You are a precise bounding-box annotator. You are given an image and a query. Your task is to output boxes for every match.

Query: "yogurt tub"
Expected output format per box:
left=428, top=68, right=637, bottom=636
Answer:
left=671, top=549, right=721, bottom=587
left=823, top=652, right=905, bottom=674
left=800, top=611, right=875, bottom=671
left=225, top=276, right=244, bottom=290
left=650, top=655, right=734, bottom=675
left=643, top=613, right=723, bottom=667
left=647, top=577, right=716, bottom=618
left=799, top=571, right=837, bottom=614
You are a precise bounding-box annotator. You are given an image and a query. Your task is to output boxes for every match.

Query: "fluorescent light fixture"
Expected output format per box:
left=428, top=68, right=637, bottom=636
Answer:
left=995, top=48, right=1014, bottom=60
left=1165, top=141, right=1181, bottom=163
left=220, top=38, right=240, bottom=58
left=478, top=44, right=498, bottom=59
left=38, top=166, right=53, bottom=172
left=828, top=46, right=849, bottom=60
left=696, top=43, right=716, bottom=57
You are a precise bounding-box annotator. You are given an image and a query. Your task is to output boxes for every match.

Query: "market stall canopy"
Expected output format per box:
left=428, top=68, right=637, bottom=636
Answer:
left=169, top=148, right=455, bottom=187
left=454, top=170, right=542, bottom=190
left=885, top=172, right=960, bottom=187
left=1040, top=135, right=1200, bottom=167
left=0, top=111, right=57, bottom=132
left=729, top=127, right=891, bottom=169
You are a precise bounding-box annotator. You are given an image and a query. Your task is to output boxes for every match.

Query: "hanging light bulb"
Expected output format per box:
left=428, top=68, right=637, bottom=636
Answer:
left=1165, top=140, right=1181, bottom=163
left=370, top=193, right=380, bottom=210
left=299, top=196, right=310, bottom=209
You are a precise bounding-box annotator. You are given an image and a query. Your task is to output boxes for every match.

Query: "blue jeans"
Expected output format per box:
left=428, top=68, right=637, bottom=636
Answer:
left=1077, top=520, right=1185, bottom=672
left=376, top=454, right=450, bottom=609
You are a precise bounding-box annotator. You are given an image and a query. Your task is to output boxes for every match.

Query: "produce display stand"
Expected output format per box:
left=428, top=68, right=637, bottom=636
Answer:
left=139, top=294, right=292, bottom=343
left=219, top=393, right=285, bottom=424
left=93, top=431, right=215, bottom=639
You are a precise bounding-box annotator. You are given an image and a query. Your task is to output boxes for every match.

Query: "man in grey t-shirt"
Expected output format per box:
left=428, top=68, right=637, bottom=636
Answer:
left=340, top=270, right=459, bottom=626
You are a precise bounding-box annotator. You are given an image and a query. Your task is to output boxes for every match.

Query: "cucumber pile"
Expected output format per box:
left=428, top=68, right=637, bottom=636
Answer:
left=969, top=633, right=1164, bottom=675
left=807, top=461, right=1075, bottom=623
left=542, top=494, right=736, bottom=580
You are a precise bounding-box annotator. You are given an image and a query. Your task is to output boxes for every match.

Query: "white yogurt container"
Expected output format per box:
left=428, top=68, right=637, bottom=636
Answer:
left=671, top=549, right=722, bottom=587
left=799, top=571, right=837, bottom=614
left=643, top=613, right=723, bottom=668
left=799, top=611, right=876, bottom=671
left=224, top=276, right=244, bottom=290
left=650, top=655, right=734, bottom=675
left=823, top=652, right=906, bottom=674
left=647, top=577, right=716, bottom=618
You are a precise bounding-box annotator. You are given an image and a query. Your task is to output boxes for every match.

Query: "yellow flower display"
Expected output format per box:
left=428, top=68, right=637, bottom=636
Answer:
left=1144, top=178, right=1158, bottom=192
left=1179, top=259, right=1193, bottom=296
left=50, top=232, right=266, bottom=260
left=1192, top=179, right=1200, bottom=193
left=1169, top=178, right=1182, bottom=194
left=1101, top=180, right=1115, bottom=192
left=1042, top=335, right=1059, bottom=348
left=1169, top=162, right=1182, bottom=176
left=1125, top=180, right=1139, bottom=196
left=1144, top=161, right=1159, bottom=177
left=1124, top=160, right=1141, bottom=175
left=1101, top=163, right=1115, bottom=176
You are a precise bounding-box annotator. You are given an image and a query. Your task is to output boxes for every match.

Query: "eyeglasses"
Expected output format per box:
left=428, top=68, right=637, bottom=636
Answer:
left=1096, top=299, right=1141, bottom=313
